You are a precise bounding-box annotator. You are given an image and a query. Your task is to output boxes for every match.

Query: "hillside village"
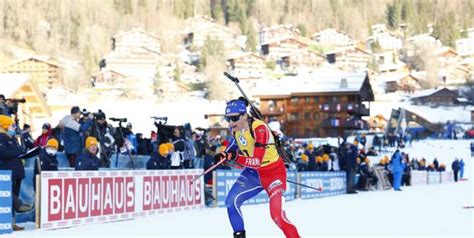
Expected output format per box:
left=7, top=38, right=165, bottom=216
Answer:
left=1, top=14, right=473, bottom=138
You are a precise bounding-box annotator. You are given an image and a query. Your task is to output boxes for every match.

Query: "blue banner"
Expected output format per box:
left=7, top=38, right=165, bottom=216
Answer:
left=299, top=171, right=346, bottom=199
left=0, top=170, right=12, bottom=234
left=215, top=169, right=297, bottom=207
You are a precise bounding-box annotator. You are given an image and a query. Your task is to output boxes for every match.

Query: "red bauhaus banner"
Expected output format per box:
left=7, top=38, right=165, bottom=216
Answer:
left=40, top=170, right=204, bottom=230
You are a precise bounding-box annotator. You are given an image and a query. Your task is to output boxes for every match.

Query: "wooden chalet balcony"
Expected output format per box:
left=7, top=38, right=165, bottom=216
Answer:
left=261, top=107, right=285, bottom=116
left=321, top=118, right=369, bottom=129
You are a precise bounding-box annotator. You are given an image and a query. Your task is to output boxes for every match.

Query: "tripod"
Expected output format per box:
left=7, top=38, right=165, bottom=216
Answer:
left=91, top=121, right=111, bottom=168
left=114, top=121, right=135, bottom=169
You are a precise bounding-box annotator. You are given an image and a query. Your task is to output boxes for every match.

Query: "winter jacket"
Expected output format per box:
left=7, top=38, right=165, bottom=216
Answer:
left=75, top=149, right=99, bottom=171
left=451, top=160, right=460, bottom=171
left=0, top=129, right=25, bottom=180
left=390, top=151, right=404, bottom=173
left=34, top=148, right=59, bottom=175
left=146, top=152, right=171, bottom=170
left=34, top=129, right=52, bottom=147
left=61, top=115, right=93, bottom=155
left=21, top=131, right=35, bottom=150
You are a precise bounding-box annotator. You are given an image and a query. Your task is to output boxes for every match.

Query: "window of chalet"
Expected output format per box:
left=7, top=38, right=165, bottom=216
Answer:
left=289, top=113, right=299, bottom=121
left=305, top=112, right=310, bottom=120
left=291, top=97, right=298, bottom=104
left=305, top=97, right=311, bottom=103
left=314, top=96, right=319, bottom=103
left=313, top=113, right=319, bottom=120
left=330, top=96, right=338, bottom=103
left=268, top=100, right=276, bottom=111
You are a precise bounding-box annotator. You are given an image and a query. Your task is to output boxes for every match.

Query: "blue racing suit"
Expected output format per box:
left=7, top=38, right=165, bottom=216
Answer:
left=224, top=138, right=263, bottom=232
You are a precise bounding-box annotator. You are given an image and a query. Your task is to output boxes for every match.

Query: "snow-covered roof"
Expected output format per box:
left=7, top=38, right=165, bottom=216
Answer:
left=411, top=87, right=456, bottom=99
left=253, top=70, right=368, bottom=97
left=404, top=104, right=473, bottom=123
left=0, top=73, right=29, bottom=97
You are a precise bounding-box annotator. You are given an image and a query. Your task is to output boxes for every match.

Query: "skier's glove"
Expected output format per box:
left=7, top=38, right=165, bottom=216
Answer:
left=214, top=151, right=237, bottom=164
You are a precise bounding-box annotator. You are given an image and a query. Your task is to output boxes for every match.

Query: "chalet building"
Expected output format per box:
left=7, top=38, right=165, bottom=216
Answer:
left=111, top=29, right=161, bottom=54
left=260, top=37, right=308, bottom=61
left=280, top=48, right=326, bottom=74
left=410, top=87, right=461, bottom=106
left=204, top=113, right=229, bottom=138
left=101, top=46, right=160, bottom=82
left=380, top=73, right=421, bottom=93
left=253, top=71, right=374, bottom=138
left=226, top=51, right=268, bottom=80
left=326, top=47, right=372, bottom=71
left=1, top=57, right=63, bottom=91
left=311, top=28, right=353, bottom=47
left=258, top=24, right=300, bottom=45
left=374, top=51, right=409, bottom=74
left=368, top=32, right=403, bottom=51
left=183, top=16, right=245, bottom=51
left=456, top=37, right=474, bottom=58
left=0, top=73, right=51, bottom=129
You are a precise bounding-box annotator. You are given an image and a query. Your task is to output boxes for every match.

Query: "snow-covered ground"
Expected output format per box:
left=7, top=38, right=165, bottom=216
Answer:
left=7, top=140, right=473, bottom=238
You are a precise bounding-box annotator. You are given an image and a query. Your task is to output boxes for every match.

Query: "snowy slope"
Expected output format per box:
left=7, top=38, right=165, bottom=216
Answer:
left=8, top=140, right=473, bottom=238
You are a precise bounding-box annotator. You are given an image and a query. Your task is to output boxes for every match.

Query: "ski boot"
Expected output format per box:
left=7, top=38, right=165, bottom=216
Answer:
left=233, top=231, right=246, bottom=238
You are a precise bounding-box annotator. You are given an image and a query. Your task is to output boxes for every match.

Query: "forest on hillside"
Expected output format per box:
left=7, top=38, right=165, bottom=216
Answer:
left=1, top=0, right=473, bottom=80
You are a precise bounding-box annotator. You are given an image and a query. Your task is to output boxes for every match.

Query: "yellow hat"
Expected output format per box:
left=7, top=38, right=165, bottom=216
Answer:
left=46, top=138, right=59, bottom=149
left=307, top=143, right=314, bottom=149
left=322, top=154, right=330, bottom=162
left=364, top=157, right=370, bottom=164
left=316, top=156, right=323, bottom=163
left=85, top=137, right=98, bottom=148
left=0, top=115, right=14, bottom=130
left=158, top=143, right=170, bottom=156
left=165, top=142, right=174, bottom=151
left=301, top=154, right=309, bottom=162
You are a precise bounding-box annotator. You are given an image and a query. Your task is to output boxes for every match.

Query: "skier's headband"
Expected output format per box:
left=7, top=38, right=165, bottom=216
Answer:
left=225, top=99, right=247, bottom=115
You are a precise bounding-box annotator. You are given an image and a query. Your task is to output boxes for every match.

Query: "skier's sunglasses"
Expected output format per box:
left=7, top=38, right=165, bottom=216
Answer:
left=225, top=113, right=244, bottom=122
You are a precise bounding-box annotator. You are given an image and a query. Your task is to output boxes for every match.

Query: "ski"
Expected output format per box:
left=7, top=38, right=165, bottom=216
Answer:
left=462, top=206, right=474, bottom=209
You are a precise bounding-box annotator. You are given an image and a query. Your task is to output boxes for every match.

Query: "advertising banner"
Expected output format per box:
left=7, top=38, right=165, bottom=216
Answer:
left=215, top=170, right=297, bottom=207
left=40, top=169, right=204, bottom=230
left=0, top=171, right=12, bottom=235
left=299, top=171, right=346, bottom=199
left=427, top=172, right=441, bottom=185
left=411, top=171, right=428, bottom=186
left=440, top=171, right=453, bottom=183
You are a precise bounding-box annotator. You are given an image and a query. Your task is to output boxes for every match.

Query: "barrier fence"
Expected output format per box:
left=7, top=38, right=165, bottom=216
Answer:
left=39, top=169, right=204, bottom=230
left=0, top=162, right=459, bottom=231
left=213, top=170, right=298, bottom=207
left=0, top=171, right=12, bottom=235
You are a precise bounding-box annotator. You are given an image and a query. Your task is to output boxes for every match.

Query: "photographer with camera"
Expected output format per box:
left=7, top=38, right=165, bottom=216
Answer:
left=60, top=106, right=93, bottom=167
left=0, top=95, right=8, bottom=116
left=21, top=124, right=35, bottom=150
left=85, top=110, right=115, bottom=167
left=0, top=115, right=34, bottom=231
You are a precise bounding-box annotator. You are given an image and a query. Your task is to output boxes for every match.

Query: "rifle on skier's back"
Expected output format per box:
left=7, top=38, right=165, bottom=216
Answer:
left=223, top=72, right=293, bottom=166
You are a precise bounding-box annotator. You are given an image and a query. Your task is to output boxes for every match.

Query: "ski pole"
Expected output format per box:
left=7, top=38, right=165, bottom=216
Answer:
left=286, top=179, right=323, bottom=192
left=191, top=158, right=228, bottom=185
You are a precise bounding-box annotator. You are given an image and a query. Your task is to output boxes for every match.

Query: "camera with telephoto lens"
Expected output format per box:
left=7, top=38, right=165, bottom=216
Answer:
left=82, top=109, right=105, bottom=120
left=5, top=98, right=26, bottom=115
left=109, top=117, right=127, bottom=123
